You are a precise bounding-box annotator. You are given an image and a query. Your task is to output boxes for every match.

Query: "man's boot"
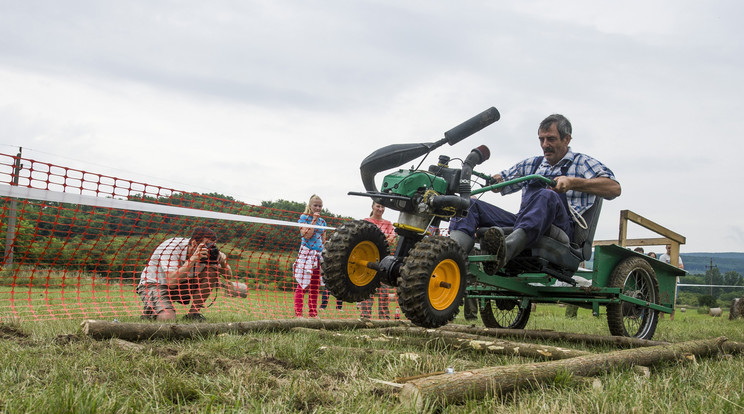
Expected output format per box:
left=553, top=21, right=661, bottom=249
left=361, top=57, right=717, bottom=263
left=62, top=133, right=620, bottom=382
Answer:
left=449, top=230, right=475, bottom=254
left=482, top=228, right=530, bottom=275
left=504, top=228, right=530, bottom=263
left=482, top=227, right=506, bottom=275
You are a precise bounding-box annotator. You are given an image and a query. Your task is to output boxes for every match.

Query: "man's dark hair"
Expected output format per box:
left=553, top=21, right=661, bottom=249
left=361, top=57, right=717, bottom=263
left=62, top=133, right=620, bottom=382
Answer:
left=191, top=226, right=218, bottom=242
left=539, top=114, right=572, bottom=140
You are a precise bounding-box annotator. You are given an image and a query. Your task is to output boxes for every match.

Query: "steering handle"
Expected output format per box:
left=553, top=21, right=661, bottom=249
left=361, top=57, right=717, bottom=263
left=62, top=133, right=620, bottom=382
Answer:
left=471, top=174, right=556, bottom=196
left=444, top=107, right=500, bottom=145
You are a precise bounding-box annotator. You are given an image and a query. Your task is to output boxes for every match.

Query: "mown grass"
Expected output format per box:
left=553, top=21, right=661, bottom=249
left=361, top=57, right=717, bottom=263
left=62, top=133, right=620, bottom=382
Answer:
left=0, top=284, right=356, bottom=324
left=0, top=255, right=312, bottom=322
left=1, top=304, right=744, bottom=413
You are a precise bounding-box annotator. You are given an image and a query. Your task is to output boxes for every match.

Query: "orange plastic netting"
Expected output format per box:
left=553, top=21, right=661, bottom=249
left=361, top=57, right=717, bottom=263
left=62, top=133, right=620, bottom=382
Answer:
left=0, top=152, right=399, bottom=321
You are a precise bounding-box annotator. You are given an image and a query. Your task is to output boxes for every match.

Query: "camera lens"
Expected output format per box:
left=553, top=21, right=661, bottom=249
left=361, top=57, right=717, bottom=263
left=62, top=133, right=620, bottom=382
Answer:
left=201, top=242, right=220, bottom=263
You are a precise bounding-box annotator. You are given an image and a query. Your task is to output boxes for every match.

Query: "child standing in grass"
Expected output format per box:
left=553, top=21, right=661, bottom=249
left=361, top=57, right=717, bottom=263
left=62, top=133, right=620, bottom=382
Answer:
left=293, top=194, right=327, bottom=317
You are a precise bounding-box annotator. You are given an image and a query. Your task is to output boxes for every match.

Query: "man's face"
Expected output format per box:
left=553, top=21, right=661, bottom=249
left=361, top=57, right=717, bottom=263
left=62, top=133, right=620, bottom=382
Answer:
left=538, top=123, right=571, bottom=166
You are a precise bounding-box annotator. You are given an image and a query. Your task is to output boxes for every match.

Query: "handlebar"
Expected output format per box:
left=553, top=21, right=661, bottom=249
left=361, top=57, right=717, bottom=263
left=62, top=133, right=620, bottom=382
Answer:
left=360, top=107, right=500, bottom=193
left=471, top=170, right=496, bottom=185
left=444, top=107, right=500, bottom=146
left=471, top=174, right=556, bottom=196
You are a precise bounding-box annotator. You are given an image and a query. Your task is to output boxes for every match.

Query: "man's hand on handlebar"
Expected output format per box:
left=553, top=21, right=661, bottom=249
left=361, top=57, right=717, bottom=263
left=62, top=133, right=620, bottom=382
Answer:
left=551, top=176, right=572, bottom=193
left=490, top=173, right=503, bottom=193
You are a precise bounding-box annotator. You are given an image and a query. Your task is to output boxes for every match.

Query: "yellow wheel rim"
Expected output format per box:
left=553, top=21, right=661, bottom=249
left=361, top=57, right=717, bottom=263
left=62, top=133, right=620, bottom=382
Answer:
left=428, top=259, right=461, bottom=311
left=347, top=241, right=380, bottom=287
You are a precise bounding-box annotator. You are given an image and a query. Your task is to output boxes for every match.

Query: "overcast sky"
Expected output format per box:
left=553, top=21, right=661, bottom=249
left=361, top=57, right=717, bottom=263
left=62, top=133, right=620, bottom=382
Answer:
left=1, top=1, right=741, bottom=253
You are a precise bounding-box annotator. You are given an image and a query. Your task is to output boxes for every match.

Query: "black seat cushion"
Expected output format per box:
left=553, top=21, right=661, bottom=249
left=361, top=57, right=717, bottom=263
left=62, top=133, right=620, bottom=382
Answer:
left=529, top=198, right=604, bottom=270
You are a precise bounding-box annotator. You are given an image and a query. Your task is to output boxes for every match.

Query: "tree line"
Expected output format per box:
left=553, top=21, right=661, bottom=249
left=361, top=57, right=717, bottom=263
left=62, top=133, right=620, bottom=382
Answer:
left=678, top=266, right=744, bottom=308
left=1, top=193, right=351, bottom=280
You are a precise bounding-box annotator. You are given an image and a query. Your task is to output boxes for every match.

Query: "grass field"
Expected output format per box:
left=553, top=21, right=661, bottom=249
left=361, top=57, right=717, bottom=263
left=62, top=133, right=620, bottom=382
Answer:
left=1, top=301, right=744, bottom=413
left=0, top=283, right=356, bottom=323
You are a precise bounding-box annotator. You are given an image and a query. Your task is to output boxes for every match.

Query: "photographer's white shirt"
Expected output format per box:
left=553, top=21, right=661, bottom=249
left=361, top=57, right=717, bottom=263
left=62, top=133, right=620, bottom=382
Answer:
left=139, top=237, right=200, bottom=285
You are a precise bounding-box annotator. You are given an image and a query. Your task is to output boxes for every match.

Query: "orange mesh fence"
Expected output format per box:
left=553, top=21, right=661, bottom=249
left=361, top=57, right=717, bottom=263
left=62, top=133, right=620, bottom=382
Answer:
left=0, top=152, right=400, bottom=321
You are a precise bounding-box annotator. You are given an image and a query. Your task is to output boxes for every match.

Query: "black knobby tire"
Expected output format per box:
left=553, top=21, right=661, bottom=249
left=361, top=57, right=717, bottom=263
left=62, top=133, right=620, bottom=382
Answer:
left=396, top=236, right=467, bottom=328
left=480, top=299, right=532, bottom=329
left=322, top=220, right=389, bottom=303
left=606, top=257, right=660, bottom=340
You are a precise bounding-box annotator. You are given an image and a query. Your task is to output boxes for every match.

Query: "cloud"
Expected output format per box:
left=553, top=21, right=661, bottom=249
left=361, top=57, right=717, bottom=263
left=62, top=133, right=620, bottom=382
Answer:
left=1, top=0, right=742, bottom=253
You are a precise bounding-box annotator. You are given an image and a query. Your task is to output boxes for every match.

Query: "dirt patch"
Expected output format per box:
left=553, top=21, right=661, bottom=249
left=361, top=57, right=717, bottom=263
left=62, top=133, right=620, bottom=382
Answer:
left=253, top=355, right=297, bottom=374
left=0, top=324, right=29, bottom=339
left=53, top=333, right=81, bottom=345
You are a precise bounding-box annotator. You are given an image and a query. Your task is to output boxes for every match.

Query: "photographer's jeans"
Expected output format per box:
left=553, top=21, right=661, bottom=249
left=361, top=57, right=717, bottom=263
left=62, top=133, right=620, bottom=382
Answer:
left=137, top=264, right=219, bottom=319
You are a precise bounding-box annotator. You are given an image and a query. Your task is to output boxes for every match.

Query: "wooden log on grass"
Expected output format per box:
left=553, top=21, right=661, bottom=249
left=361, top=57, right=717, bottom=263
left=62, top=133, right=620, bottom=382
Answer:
left=110, top=338, right=146, bottom=352
left=400, top=337, right=726, bottom=411
left=382, top=326, right=592, bottom=360
left=317, top=344, right=417, bottom=358
left=293, top=326, right=401, bottom=345
left=298, top=325, right=590, bottom=360
left=80, top=318, right=405, bottom=341
left=720, top=340, right=744, bottom=355
left=439, top=324, right=670, bottom=347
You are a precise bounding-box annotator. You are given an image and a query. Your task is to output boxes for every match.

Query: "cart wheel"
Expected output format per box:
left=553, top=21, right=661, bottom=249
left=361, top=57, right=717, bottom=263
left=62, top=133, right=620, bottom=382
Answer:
left=322, top=220, right=389, bottom=302
left=397, top=236, right=467, bottom=328
left=480, top=299, right=532, bottom=329
left=606, top=257, right=660, bottom=340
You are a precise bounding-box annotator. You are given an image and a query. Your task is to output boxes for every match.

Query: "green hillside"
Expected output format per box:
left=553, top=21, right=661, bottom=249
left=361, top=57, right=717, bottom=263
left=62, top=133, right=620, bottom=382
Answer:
left=681, top=252, right=744, bottom=275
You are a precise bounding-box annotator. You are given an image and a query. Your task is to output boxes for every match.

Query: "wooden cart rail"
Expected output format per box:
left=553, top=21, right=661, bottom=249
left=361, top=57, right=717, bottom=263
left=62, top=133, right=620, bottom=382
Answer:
left=594, top=209, right=686, bottom=268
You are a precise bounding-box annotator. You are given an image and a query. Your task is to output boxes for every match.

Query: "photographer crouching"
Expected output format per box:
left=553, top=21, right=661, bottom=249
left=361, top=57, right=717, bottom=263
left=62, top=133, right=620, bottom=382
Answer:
left=137, top=226, right=232, bottom=321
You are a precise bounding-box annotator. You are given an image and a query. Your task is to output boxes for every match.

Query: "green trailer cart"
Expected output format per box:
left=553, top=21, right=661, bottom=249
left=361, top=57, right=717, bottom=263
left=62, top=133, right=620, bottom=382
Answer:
left=466, top=243, right=684, bottom=339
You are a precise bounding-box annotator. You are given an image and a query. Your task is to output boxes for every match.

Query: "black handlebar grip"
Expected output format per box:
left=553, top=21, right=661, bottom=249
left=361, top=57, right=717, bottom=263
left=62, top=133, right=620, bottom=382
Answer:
left=444, top=107, right=500, bottom=146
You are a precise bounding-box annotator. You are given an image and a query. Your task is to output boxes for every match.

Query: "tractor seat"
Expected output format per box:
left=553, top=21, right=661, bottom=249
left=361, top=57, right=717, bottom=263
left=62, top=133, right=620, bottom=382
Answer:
left=475, top=198, right=604, bottom=276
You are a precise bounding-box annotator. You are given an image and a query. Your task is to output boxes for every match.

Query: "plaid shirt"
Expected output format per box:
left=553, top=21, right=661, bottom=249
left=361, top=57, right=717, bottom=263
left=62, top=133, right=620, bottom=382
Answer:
left=498, top=148, right=617, bottom=215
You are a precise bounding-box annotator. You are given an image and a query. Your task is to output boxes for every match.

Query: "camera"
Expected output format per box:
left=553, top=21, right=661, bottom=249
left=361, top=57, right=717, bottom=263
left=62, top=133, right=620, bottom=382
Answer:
left=201, top=242, right=220, bottom=264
